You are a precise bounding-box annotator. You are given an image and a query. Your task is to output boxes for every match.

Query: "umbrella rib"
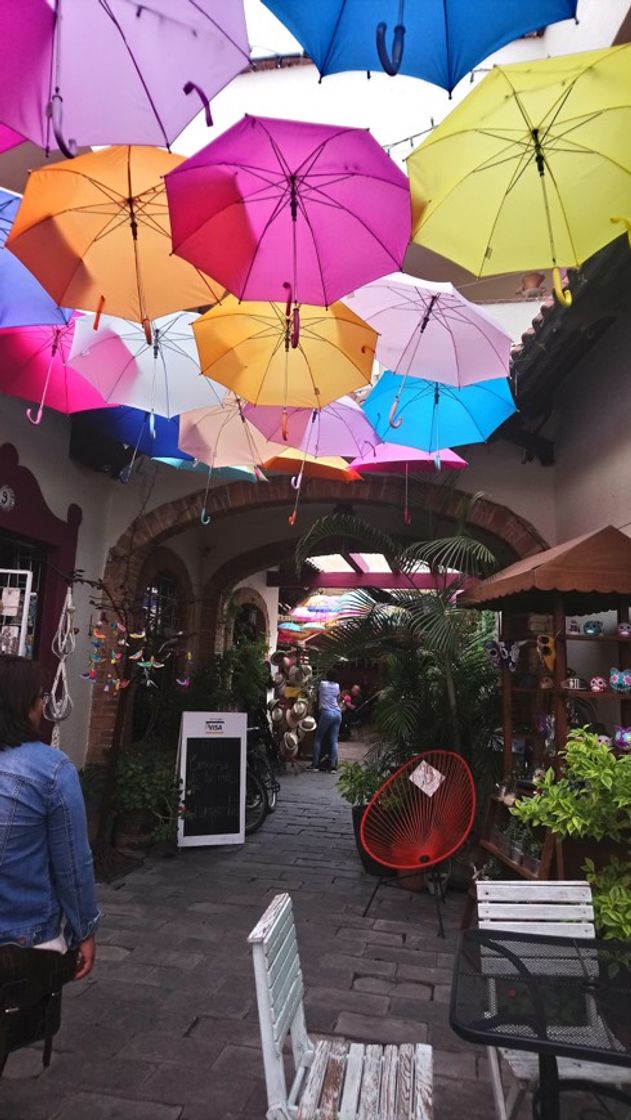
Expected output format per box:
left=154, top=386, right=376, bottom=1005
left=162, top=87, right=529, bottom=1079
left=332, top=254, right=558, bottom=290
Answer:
left=185, top=0, right=252, bottom=65
left=97, top=0, right=170, bottom=148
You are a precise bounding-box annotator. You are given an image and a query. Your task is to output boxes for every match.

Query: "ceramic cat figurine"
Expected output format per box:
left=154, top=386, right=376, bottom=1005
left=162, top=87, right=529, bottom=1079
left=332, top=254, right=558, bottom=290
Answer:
left=609, top=668, right=631, bottom=693
left=613, top=726, right=631, bottom=752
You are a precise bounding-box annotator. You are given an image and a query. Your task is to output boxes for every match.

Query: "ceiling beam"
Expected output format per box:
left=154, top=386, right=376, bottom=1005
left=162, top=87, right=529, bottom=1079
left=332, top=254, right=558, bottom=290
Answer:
left=267, top=569, right=457, bottom=590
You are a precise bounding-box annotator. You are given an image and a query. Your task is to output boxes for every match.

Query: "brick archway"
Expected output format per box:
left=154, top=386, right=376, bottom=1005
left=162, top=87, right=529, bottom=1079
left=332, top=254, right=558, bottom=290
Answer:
left=217, top=585, right=271, bottom=654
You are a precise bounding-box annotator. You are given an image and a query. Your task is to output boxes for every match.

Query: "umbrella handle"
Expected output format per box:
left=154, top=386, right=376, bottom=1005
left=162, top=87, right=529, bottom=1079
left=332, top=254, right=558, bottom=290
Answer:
left=283, top=282, right=293, bottom=319
left=288, top=511, right=297, bottom=526
left=47, top=93, right=77, bottom=159
left=376, top=22, right=405, bottom=76
left=388, top=399, right=403, bottom=429
left=281, top=410, right=289, bottom=441
left=552, top=267, right=572, bottom=307
left=183, top=82, right=213, bottom=127
left=291, top=306, right=300, bottom=348
left=119, top=464, right=133, bottom=484
left=290, top=474, right=302, bottom=491
left=26, top=405, right=44, bottom=427
left=200, top=509, right=211, bottom=526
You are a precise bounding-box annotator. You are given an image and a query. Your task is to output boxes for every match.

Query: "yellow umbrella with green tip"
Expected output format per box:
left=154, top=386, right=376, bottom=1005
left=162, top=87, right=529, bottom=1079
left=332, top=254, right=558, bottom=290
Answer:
left=409, top=45, right=631, bottom=306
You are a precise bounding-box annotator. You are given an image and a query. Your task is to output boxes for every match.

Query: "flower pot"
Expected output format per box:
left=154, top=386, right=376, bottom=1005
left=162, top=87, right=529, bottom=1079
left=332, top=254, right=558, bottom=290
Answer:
left=351, top=805, right=395, bottom=878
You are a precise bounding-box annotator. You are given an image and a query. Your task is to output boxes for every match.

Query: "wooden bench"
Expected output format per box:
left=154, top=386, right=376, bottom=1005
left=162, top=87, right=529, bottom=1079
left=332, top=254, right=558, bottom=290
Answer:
left=476, top=879, right=631, bottom=1120
left=248, top=893, right=433, bottom=1120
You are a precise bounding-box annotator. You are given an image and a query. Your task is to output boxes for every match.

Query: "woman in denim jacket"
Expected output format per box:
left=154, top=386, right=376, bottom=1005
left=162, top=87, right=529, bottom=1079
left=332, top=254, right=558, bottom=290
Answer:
left=0, top=655, right=99, bottom=979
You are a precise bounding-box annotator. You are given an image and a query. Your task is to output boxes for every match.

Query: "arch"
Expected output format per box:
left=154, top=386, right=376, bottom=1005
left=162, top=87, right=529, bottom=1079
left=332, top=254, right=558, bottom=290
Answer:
left=219, top=585, right=271, bottom=654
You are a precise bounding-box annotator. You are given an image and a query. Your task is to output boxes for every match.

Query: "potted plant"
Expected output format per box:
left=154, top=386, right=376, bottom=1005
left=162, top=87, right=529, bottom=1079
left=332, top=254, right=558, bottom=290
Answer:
left=337, top=759, right=392, bottom=876
left=511, top=727, right=631, bottom=937
left=113, top=750, right=186, bottom=853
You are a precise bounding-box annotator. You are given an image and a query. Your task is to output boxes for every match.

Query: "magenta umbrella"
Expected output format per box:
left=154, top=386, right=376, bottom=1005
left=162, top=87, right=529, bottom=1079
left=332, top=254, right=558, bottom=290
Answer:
left=0, top=320, right=111, bottom=424
left=0, top=0, right=249, bottom=157
left=0, top=125, right=25, bottom=154
left=350, top=441, right=467, bottom=525
left=166, top=115, right=411, bottom=322
left=243, top=395, right=382, bottom=459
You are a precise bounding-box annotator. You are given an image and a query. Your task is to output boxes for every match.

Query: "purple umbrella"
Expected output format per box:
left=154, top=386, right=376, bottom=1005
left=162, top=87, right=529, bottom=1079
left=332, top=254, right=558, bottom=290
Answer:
left=0, top=189, right=72, bottom=329
left=166, top=114, right=410, bottom=325
left=0, top=0, right=249, bottom=157
left=344, top=273, right=512, bottom=387
left=244, top=396, right=382, bottom=459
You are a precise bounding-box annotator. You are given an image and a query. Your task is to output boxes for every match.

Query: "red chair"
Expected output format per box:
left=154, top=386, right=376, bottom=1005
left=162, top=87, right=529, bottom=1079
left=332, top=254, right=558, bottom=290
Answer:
left=360, top=750, right=476, bottom=936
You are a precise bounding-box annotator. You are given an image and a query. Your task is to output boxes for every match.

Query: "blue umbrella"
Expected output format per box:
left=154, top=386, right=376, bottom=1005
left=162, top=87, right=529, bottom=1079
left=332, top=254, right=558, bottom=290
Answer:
left=80, top=407, right=188, bottom=459
left=0, top=189, right=72, bottom=329
left=153, top=458, right=260, bottom=484
left=262, top=1, right=577, bottom=90
left=362, top=371, right=516, bottom=452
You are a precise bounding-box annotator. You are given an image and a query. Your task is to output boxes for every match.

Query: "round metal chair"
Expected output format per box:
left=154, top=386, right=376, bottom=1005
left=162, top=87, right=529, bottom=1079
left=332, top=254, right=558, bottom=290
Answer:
left=360, top=750, right=476, bottom=936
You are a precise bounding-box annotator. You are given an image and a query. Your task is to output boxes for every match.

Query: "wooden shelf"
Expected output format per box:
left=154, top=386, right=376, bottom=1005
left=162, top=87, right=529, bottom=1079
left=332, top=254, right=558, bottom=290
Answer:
left=479, top=839, right=540, bottom=880
left=562, top=633, right=631, bottom=643
left=557, top=689, right=629, bottom=700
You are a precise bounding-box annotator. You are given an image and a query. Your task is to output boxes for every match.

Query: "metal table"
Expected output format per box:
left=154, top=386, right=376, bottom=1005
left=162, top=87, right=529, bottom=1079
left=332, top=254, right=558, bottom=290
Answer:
left=449, top=929, right=631, bottom=1120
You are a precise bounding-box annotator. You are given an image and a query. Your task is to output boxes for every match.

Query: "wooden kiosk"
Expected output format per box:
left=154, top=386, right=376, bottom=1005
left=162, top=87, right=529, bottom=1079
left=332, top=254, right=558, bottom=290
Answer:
left=463, top=525, right=631, bottom=888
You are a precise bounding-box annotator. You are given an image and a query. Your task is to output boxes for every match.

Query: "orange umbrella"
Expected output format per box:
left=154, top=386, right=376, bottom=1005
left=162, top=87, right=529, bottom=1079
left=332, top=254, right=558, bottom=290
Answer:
left=263, top=450, right=362, bottom=483
left=6, top=146, right=222, bottom=340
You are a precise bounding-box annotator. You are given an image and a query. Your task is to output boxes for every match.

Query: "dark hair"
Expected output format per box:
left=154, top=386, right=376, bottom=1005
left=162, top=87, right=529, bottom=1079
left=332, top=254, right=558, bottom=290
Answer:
left=0, top=656, right=44, bottom=749
left=326, top=668, right=338, bottom=682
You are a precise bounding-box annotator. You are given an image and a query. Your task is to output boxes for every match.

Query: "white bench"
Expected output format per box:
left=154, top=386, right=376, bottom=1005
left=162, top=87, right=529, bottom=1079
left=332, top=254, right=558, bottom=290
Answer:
left=248, top=892, right=433, bottom=1120
left=477, top=879, right=631, bottom=1120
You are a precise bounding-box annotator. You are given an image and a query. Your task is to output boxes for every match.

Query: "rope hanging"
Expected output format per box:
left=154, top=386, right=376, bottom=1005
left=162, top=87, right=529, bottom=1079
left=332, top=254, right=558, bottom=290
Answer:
left=44, top=587, right=76, bottom=748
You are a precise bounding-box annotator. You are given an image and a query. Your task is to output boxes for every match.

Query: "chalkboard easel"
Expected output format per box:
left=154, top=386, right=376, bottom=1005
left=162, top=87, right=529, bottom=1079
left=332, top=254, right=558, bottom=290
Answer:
left=177, top=712, right=247, bottom=847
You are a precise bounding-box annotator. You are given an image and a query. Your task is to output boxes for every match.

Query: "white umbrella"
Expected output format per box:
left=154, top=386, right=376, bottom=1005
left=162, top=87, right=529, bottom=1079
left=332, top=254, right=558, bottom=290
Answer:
left=344, top=273, right=511, bottom=387
left=69, top=312, right=226, bottom=418
left=179, top=395, right=286, bottom=469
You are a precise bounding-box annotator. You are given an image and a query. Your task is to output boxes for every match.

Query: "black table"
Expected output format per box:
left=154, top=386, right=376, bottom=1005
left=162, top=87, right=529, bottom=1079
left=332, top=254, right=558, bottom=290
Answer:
left=450, top=929, right=631, bottom=1120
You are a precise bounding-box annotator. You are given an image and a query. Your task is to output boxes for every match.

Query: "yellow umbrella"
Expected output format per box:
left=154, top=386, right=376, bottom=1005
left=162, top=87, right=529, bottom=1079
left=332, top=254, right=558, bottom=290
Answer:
left=6, top=146, right=222, bottom=339
left=263, top=448, right=362, bottom=527
left=409, top=45, right=631, bottom=305
left=192, top=296, right=377, bottom=410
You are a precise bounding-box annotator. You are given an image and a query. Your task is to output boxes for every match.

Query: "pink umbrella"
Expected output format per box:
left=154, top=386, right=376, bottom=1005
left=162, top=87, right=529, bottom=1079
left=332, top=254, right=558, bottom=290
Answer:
left=166, top=115, right=410, bottom=332
left=344, top=273, right=512, bottom=388
left=243, top=396, right=381, bottom=459
left=0, top=320, right=111, bottom=424
left=350, top=442, right=468, bottom=526
left=0, top=124, right=25, bottom=154
left=0, top=1, right=249, bottom=156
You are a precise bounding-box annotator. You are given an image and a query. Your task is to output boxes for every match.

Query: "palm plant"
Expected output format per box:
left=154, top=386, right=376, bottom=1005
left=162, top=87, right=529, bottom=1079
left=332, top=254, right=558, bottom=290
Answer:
left=296, top=494, right=500, bottom=762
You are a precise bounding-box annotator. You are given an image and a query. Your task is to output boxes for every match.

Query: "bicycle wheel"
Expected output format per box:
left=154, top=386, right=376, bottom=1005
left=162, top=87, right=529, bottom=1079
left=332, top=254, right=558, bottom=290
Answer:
left=259, top=756, right=278, bottom=813
left=245, top=769, right=267, bottom=835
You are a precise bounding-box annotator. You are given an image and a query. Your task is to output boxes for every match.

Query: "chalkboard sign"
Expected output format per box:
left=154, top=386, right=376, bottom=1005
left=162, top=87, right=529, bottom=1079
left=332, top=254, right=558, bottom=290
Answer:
left=177, top=712, right=246, bottom=847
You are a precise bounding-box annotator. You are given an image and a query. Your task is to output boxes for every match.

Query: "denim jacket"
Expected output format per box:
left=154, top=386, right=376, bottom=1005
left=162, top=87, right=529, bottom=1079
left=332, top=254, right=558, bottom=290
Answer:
left=0, top=740, right=100, bottom=948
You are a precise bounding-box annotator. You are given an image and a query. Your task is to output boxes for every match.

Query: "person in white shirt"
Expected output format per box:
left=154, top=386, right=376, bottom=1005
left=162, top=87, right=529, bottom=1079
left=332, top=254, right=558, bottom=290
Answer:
left=310, top=668, right=342, bottom=771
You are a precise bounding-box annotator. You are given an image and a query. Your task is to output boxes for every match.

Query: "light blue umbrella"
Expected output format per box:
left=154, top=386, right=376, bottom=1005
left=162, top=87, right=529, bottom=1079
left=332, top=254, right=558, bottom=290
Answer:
left=362, top=370, right=516, bottom=452
left=153, top=458, right=260, bottom=484
left=0, top=189, right=72, bottom=328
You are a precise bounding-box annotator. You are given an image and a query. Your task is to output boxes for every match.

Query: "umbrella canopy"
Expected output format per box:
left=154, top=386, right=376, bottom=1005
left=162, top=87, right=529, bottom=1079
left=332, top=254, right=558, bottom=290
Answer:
left=0, top=125, right=25, bottom=154
left=0, top=0, right=249, bottom=154
left=70, top=312, right=226, bottom=418
left=154, top=459, right=259, bottom=483
left=78, top=406, right=194, bottom=460
left=362, top=370, right=516, bottom=451
left=0, top=188, right=72, bottom=329
left=409, top=45, right=631, bottom=303
left=263, top=450, right=362, bottom=482
left=350, top=443, right=467, bottom=472
left=0, top=320, right=110, bottom=422
left=261, top=1, right=577, bottom=90
left=345, top=274, right=511, bottom=387
left=193, top=298, right=376, bottom=408
left=6, top=146, right=222, bottom=328
left=179, top=397, right=286, bottom=468
left=244, top=395, right=381, bottom=458
left=166, top=114, right=410, bottom=308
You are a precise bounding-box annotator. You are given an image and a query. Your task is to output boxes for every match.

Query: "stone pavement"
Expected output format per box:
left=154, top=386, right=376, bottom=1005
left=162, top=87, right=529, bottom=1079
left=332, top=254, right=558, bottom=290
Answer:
left=0, top=744, right=600, bottom=1119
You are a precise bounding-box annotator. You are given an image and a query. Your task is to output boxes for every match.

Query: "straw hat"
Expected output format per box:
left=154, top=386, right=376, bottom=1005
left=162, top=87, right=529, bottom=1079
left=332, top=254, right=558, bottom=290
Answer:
left=287, top=664, right=302, bottom=682
left=270, top=651, right=286, bottom=667
left=283, top=730, right=299, bottom=757
left=299, top=716, right=316, bottom=734
left=292, top=699, right=308, bottom=719
left=270, top=705, right=285, bottom=724
left=285, top=707, right=301, bottom=729
left=272, top=671, right=285, bottom=687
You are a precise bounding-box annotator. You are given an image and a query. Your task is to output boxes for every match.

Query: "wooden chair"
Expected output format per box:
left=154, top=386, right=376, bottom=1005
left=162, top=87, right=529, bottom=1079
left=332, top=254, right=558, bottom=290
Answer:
left=476, top=879, right=631, bottom=1120
left=248, top=893, right=433, bottom=1120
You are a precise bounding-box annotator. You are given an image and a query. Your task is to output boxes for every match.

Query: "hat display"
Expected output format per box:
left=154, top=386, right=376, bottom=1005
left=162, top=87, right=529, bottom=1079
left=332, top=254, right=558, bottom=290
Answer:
left=283, top=730, right=299, bottom=757
left=299, top=715, right=316, bottom=733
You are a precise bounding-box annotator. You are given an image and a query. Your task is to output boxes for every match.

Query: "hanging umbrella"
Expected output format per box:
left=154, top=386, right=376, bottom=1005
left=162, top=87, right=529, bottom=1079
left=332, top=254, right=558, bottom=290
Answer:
left=362, top=370, right=516, bottom=452
left=77, top=406, right=194, bottom=460
left=193, top=297, right=376, bottom=409
left=350, top=439, right=468, bottom=525
left=263, top=450, right=362, bottom=482
left=0, top=320, right=111, bottom=424
left=349, top=442, right=467, bottom=472
left=0, top=189, right=72, bottom=329
left=261, top=1, right=577, bottom=89
left=0, top=0, right=249, bottom=156
left=69, top=312, right=226, bottom=418
left=344, top=274, right=511, bottom=387
left=154, top=460, right=260, bottom=483
left=6, top=146, right=222, bottom=335
left=244, top=395, right=381, bottom=457
left=0, top=125, right=25, bottom=154
left=166, top=114, right=410, bottom=328
left=409, top=45, right=631, bottom=306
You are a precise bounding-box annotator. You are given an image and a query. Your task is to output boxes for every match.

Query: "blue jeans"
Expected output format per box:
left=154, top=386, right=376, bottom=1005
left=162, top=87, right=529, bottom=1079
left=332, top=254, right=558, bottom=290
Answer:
left=313, top=709, right=342, bottom=769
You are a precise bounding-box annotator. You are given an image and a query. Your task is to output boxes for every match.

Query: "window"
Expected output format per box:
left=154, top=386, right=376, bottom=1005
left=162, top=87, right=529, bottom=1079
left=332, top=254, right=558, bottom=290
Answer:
left=142, top=572, right=181, bottom=639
